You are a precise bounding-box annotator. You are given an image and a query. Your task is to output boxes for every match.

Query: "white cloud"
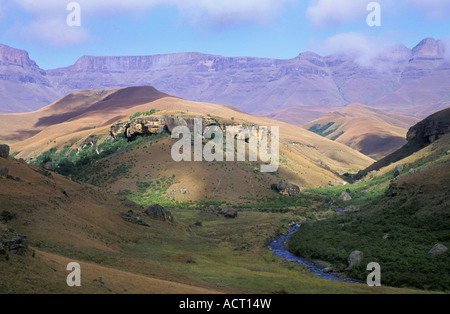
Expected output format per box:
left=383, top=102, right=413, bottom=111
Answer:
left=18, top=18, right=91, bottom=46
left=314, top=32, right=401, bottom=69
left=12, top=0, right=292, bottom=45
left=14, top=0, right=291, bottom=23
left=306, top=0, right=367, bottom=26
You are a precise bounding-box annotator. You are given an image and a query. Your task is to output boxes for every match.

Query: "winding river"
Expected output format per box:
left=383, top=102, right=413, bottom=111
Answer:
left=268, top=224, right=358, bottom=284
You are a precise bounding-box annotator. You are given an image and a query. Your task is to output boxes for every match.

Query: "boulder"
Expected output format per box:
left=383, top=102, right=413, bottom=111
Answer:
left=343, top=205, right=361, bottom=214
left=36, top=167, right=54, bottom=179
left=339, top=191, right=352, bottom=201
left=201, top=205, right=219, bottom=215
left=2, top=235, right=29, bottom=255
left=382, top=234, right=390, bottom=240
left=428, top=244, right=448, bottom=256
left=220, top=208, right=238, bottom=219
left=0, top=144, right=9, bottom=158
left=42, top=162, right=55, bottom=172
left=346, top=250, right=364, bottom=270
left=144, top=204, right=174, bottom=223
left=275, top=184, right=300, bottom=197
left=394, top=164, right=404, bottom=172
left=0, top=166, right=8, bottom=178
left=120, top=210, right=149, bottom=227
left=7, top=175, right=20, bottom=181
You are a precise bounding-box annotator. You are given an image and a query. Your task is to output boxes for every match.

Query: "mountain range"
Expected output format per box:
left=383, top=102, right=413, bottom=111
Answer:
left=1, top=38, right=449, bottom=121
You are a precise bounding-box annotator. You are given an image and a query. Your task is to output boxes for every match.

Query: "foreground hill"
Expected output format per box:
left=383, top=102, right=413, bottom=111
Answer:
left=0, top=86, right=374, bottom=203
left=1, top=38, right=449, bottom=121
left=0, top=155, right=226, bottom=293
left=303, top=104, right=420, bottom=159
left=289, top=131, right=450, bottom=291
left=1, top=149, right=422, bottom=294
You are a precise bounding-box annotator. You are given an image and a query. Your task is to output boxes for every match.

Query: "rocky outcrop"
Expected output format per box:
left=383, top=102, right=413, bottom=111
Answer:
left=110, top=114, right=257, bottom=142
left=339, top=192, right=352, bottom=202
left=219, top=208, right=238, bottom=219
left=120, top=210, right=149, bottom=227
left=0, top=144, right=9, bottom=158
left=144, top=204, right=174, bottom=223
left=201, top=206, right=238, bottom=219
left=394, top=164, right=404, bottom=173
left=428, top=244, right=448, bottom=256
left=346, top=251, right=364, bottom=270
left=406, top=108, right=450, bottom=147
left=356, top=108, right=450, bottom=179
left=42, top=162, right=55, bottom=172
left=343, top=205, right=360, bottom=214
left=272, top=184, right=301, bottom=197
left=1, top=228, right=29, bottom=256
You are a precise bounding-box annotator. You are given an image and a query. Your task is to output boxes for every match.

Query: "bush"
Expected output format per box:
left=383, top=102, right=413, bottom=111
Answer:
left=1, top=210, right=16, bottom=223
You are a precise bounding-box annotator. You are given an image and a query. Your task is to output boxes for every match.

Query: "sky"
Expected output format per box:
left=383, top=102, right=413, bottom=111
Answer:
left=0, top=0, right=449, bottom=69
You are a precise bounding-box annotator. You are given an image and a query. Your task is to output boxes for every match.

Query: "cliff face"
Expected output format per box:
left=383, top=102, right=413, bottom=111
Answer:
left=0, top=44, right=61, bottom=113
left=406, top=108, right=450, bottom=146
left=110, top=115, right=258, bottom=141
left=0, top=44, right=39, bottom=68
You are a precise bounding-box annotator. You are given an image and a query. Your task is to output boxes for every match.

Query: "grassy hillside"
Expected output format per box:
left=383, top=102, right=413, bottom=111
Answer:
left=304, top=104, right=420, bottom=160
left=1, top=154, right=423, bottom=294
left=1, top=87, right=376, bottom=203
left=288, top=133, right=450, bottom=291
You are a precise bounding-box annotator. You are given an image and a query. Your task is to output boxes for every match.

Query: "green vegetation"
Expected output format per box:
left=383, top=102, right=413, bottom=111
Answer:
left=1, top=210, right=16, bottom=223
left=10, top=151, right=21, bottom=158
left=308, top=122, right=342, bottom=138
left=129, top=109, right=160, bottom=121
left=330, top=131, right=345, bottom=141
left=289, top=198, right=450, bottom=291
left=31, top=132, right=169, bottom=181
left=288, top=143, right=450, bottom=292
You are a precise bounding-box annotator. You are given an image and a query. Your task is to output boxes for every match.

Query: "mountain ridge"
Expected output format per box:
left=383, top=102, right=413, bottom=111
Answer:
left=0, top=38, right=449, bottom=119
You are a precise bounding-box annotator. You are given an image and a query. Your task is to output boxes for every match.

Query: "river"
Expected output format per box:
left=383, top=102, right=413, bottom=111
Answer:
left=268, top=223, right=359, bottom=283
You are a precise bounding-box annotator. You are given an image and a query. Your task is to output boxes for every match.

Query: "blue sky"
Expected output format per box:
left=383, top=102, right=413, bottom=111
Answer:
left=0, top=0, right=449, bottom=69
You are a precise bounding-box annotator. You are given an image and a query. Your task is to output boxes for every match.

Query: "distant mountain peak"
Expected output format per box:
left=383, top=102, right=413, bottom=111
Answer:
left=412, top=38, right=445, bottom=59
left=0, top=44, right=38, bottom=68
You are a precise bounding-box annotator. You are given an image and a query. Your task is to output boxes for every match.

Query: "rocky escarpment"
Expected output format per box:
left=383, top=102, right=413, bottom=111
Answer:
left=110, top=114, right=259, bottom=141
left=406, top=108, right=450, bottom=146
left=355, top=107, right=450, bottom=179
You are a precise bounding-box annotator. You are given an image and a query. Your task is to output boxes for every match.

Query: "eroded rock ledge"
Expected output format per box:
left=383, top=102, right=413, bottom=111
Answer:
left=110, top=114, right=259, bottom=141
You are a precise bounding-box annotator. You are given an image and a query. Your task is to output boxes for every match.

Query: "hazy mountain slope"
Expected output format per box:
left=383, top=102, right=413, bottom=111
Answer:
left=303, top=104, right=420, bottom=159
left=0, top=44, right=61, bottom=113
left=0, top=39, right=448, bottom=119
